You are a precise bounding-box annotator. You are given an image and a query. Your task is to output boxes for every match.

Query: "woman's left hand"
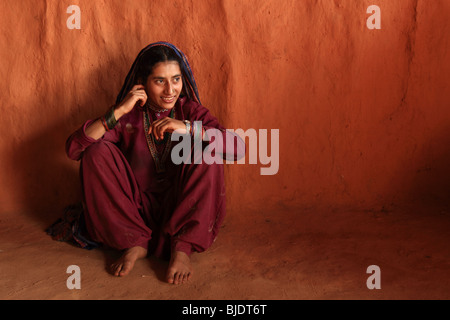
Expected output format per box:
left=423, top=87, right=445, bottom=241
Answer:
left=148, top=117, right=186, bottom=140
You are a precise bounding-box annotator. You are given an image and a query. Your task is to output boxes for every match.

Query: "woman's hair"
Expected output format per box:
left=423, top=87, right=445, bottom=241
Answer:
left=116, top=42, right=201, bottom=105
left=134, top=45, right=182, bottom=84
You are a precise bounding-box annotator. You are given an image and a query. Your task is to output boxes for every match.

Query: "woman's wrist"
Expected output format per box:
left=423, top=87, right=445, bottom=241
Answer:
left=183, top=120, right=192, bottom=136
left=183, top=120, right=204, bottom=139
left=113, top=105, right=125, bottom=120
left=100, top=105, right=119, bottom=131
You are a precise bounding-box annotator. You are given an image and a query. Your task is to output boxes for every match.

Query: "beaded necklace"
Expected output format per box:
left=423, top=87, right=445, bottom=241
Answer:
left=147, top=102, right=170, bottom=117
left=143, top=107, right=175, bottom=174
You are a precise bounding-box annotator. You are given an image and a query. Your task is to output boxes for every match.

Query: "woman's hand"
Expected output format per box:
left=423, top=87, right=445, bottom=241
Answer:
left=114, top=84, right=147, bottom=120
left=149, top=118, right=186, bottom=140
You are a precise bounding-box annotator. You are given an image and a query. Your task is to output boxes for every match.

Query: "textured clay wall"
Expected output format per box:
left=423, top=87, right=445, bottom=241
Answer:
left=0, top=0, right=449, bottom=220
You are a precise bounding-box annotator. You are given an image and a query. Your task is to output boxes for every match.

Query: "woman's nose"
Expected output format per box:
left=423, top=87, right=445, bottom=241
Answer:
left=164, top=82, right=174, bottom=94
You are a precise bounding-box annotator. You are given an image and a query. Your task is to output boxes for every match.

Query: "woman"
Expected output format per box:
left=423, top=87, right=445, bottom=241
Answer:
left=64, top=42, right=244, bottom=284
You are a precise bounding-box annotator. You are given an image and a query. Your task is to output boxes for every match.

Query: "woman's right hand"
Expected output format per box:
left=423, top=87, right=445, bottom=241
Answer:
left=114, top=84, right=147, bottom=119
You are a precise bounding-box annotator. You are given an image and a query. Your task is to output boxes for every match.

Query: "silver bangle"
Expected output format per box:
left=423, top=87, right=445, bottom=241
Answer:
left=183, top=120, right=191, bottom=136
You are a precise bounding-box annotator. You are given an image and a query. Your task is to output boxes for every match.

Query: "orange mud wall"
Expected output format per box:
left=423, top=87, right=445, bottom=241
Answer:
left=0, top=0, right=449, bottom=223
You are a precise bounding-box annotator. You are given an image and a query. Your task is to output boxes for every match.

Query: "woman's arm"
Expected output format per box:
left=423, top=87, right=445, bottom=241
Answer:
left=66, top=85, right=148, bottom=160
left=85, top=84, right=147, bottom=140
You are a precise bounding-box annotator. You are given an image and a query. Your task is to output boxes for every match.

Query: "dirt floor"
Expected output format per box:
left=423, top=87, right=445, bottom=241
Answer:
left=1, top=201, right=449, bottom=300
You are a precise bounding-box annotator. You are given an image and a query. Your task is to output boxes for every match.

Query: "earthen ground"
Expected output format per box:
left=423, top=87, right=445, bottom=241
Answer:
left=1, top=202, right=449, bottom=300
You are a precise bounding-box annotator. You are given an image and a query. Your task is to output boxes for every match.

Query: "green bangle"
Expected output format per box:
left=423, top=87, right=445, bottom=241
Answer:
left=105, top=106, right=118, bottom=130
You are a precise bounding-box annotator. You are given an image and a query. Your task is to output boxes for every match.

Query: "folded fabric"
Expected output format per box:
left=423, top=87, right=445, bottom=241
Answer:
left=46, top=202, right=100, bottom=250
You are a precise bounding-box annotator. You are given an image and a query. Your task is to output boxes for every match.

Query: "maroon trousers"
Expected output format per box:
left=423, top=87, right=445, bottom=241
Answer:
left=80, top=141, right=226, bottom=260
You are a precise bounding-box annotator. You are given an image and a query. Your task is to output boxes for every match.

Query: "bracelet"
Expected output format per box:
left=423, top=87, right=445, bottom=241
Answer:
left=104, top=105, right=118, bottom=130
left=183, top=120, right=191, bottom=136
left=192, top=121, right=202, bottom=141
left=100, top=116, right=110, bottom=131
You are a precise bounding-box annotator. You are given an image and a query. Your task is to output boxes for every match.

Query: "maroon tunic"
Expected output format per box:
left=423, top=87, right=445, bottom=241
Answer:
left=66, top=97, right=244, bottom=260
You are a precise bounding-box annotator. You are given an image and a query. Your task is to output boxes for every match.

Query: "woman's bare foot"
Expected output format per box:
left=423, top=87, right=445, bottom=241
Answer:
left=110, top=246, right=148, bottom=277
left=166, top=251, right=193, bottom=284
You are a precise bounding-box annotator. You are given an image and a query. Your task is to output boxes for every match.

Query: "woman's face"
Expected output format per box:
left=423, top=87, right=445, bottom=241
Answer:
left=144, top=61, right=183, bottom=110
